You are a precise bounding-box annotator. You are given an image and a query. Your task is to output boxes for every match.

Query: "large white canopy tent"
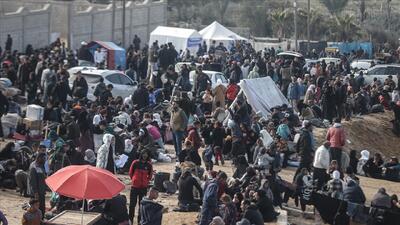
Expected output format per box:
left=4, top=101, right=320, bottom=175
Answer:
left=149, top=26, right=202, bottom=53
left=199, top=21, right=248, bottom=48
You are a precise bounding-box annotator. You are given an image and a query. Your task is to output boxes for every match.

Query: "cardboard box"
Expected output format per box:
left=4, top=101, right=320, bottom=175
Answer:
left=26, top=104, right=44, bottom=120
left=23, top=118, right=43, bottom=130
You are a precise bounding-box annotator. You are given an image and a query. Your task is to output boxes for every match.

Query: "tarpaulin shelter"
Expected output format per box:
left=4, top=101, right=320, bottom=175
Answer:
left=149, top=26, right=203, bottom=53
left=328, top=42, right=373, bottom=58
left=238, top=77, right=289, bottom=117
left=199, top=21, right=248, bottom=48
left=87, top=41, right=126, bottom=70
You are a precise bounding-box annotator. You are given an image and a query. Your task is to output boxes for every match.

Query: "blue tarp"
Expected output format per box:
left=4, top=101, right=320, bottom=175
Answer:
left=329, top=42, right=373, bottom=58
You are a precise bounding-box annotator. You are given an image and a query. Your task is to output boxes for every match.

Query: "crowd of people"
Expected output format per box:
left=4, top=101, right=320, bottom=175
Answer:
left=0, top=33, right=399, bottom=225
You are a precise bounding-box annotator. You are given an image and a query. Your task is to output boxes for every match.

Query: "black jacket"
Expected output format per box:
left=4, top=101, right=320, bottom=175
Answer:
left=243, top=204, right=264, bottom=225
left=132, top=87, right=149, bottom=109
left=296, top=128, right=313, bottom=160
left=178, top=174, right=203, bottom=203
left=343, top=180, right=366, bottom=204
left=103, top=195, right=129, bottom=224
left=256, top=196, right=278, bottom=222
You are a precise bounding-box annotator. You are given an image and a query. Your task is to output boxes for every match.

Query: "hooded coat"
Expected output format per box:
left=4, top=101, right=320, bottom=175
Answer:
left=248, top=66, right=260, bottom=79
left=140, top=197, right=163, bottom=225
left=213, top=81, right=227, bottom=109
left=96, top=134, right=116, bottom=173
left=343, top=180, right=366, bottom=204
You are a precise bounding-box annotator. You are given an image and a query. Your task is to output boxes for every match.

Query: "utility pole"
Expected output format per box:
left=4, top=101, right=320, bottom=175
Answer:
left=122, top=0, right=126, bottom=47
left=111, top=0, right=116, bottom=42
left=307, top=0, right=310, bottom=53
left=386, top=0, right=391, bottom=31
left=294, top=0, right=298, bottom=51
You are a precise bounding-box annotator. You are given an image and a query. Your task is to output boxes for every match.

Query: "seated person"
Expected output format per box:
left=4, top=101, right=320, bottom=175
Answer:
left=382, top=157, right=400, bottom=181
left=94, top=194, right=129, bottom=225
left=255, top=190, right=279, bottom=222
left=177, top=170, right=203, bottom=211
left=363, top=153, right=384, bottom=178
left=326, top=170, right=344, bottom=199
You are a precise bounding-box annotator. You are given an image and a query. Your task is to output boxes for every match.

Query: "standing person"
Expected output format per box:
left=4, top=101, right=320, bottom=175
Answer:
left=129, top=151, right=153, bottom=224
left=94, top=47, right=105, bottom=67
left=21, top=199, right=42, bottom=225
left=71, top=71, right=88, bottom=99
left=5, top=34, right=12, bottom=51
left=96, top=134, right=116, bottom=174
left=0, top=91, right=9, bottom=138
left=199, top=177, right=219, bottom=225
left=226, top=79, right=239, bottom=106
left=133, top=35, right=141, bottom=51
left=313, top=141, right=331, bottom=190
left=287, top=76, right=300, bottom=112
left=295, top=121, right=314, bottom=177
left=140, top=188, right=163, bottom=225
left=93, top=77, right=106, bottom=101
left=27, top=153, right=47, bottom=218
left=212, top=79, right=226, bottom=111
left=169, top=101, right=188, bottom=156
left=17, top=56, right=30, bottom=95
left=326, top=118, right=346, bottom=169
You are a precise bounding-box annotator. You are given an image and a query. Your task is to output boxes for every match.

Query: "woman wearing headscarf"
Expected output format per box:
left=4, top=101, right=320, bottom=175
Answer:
left=357, top=150, right=369, bottom=175
left=213, top=79, right=226, bottom=111
left=83, top=149, right=96, bottom=166
left=304, top=84, right=316, bottom=105
left=96, top=133, right=116, bottom=174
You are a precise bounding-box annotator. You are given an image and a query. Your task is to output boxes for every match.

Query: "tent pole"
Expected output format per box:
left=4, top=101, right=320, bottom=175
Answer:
left=81, top=199, right=85, bottom=225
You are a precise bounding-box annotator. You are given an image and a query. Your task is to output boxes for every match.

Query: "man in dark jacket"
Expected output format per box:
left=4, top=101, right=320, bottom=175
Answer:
left=28, top=153, right=47, bottom=218
left=128, top=151, right=153, bottom=223
left=5, top=34, right=12, bottom=51
left=140, top=188, right=163, bottom=225
left=242, top=200, right=264, bottom=225
left=132, top=83, right=149, bottom=109
left=295, top=121, right=314, bottom=177
left=195, top=66, right=211, bottom=97
left=255, top=190, right=279, bottom=222
left=77, top=42, right=92, bottom=62
left=199, top=178, right=219, bottom=225
left=97, top=194, right=129, bottom=225
left=100, top=84, right=113, bottom=106
left=178, top=170, right=203, bottom=210
left=71, top=71, right=88, bottom=99
left=343, top=180, right=366, bottom=204
left=93, top=77, right=106, bottom=100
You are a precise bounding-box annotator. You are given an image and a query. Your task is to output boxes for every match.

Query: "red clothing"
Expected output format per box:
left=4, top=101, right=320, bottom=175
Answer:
left=129, top=160, right=153, bottom=189
left=226, top=84, right=239, bottom=101
left=326, top=123, right=346, bottom=149
left=187, top=128, right=202, bottom=150
left=146, top=124, right=161, bottom=140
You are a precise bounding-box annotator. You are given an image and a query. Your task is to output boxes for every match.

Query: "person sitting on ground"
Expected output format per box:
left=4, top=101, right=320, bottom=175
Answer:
left=96, top=194, right=129, bottom=225
left=363, top=152, right=384, bottom=178
left=357, top=150, right=369, bottom=176
left=177, top=170, right=203, bottom=211
left=371, top=188, right=392, bottom=209
left=22, top=199, right=43, bottom=225
left=241, top=199, right=264, bottom=225
left=140, top=188, right=164, bottom=225
left=254, top=189, right=279, bottom=222
left=343, top=179, right=366, bottom=205
left=382, top=157, right=400, bottom=181
left=219, top=194, right=237, bottom=225
left=326, top=170, right=344, bottom=199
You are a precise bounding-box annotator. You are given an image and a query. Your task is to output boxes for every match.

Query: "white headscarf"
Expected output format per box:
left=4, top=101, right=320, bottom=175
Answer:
left=360, top=150, right=370, bottom=160
left=152, top=113, right=163, bottom=127
left=332, top=170, right=340, bottom=179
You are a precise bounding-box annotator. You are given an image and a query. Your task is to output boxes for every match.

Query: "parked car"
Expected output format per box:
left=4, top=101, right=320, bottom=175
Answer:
left=318, top=57, right=341, bottom=65
left=189, top=70, right=228, bottom=90
left=175, top=62, right=201, bottom=73
left=360, top=64, right=400, bottom=85
left=350, top=59, right=377, bottom=72
left=277, top=51, right=306, bottom=66
left=67, top=67, right=138, bottom=101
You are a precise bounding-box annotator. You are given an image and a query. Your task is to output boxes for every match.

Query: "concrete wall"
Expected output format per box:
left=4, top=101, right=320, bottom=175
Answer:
left=0, top=4, right=51, bottom=52
left=71, top=0, right=167, bottom=50
left=0, top=0, right=167, bottom=52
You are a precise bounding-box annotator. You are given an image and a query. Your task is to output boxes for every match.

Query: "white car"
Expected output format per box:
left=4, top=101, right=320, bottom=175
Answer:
left=318, top=57, right=341, bottom=65
left=361, top=64, right=399, bottom=84
left=350, top=60, right=376, bottom=72
left=67, top=67, right=138, bottom=101
left=189, top=70, right=228, bottom=89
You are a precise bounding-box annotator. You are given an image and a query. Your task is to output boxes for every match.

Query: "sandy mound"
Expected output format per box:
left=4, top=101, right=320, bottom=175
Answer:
left=313, top=111, right=399, bottom=157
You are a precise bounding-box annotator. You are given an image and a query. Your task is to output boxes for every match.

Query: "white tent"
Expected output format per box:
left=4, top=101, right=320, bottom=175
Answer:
left=149, top=26, right=202, bottom=53
left=239, top=77, right=289, bottom=117
left=199, top=21, right=248, bottom=48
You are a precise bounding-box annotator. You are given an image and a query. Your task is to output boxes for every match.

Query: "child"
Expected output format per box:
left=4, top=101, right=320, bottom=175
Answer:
left=202, top=89, right=213, bottom=114
left=211, top=121, right=225, bottom=165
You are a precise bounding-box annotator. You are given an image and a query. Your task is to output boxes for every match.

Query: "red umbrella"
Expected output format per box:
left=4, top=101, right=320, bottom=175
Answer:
left=45, top=165, right=125, bottom=200
left=46, top=165, right=125, bottom=224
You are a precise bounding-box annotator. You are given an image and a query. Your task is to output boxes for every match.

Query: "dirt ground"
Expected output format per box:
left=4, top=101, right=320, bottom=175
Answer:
left=1, top=111, right=399, bottom=224
left=1, top=157, right=399, bottom=225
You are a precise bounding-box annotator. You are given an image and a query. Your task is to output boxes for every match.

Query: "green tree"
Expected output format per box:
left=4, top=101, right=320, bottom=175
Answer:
left=320, top=0, right=349, bottom=17
left=328, top=14, right=361, bottom=42
left=270, top=9, right=290, bottom=38
left=297, top=8, right=329, bottom=40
